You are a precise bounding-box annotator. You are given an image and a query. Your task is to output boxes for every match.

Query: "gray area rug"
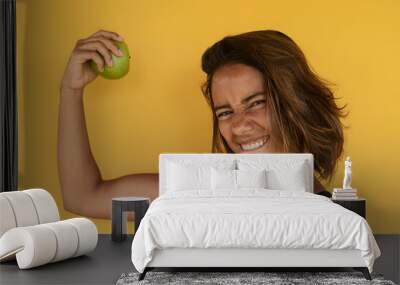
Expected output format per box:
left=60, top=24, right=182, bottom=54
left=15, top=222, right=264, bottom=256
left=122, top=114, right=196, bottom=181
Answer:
left=116, top=271, right=396, bottom=285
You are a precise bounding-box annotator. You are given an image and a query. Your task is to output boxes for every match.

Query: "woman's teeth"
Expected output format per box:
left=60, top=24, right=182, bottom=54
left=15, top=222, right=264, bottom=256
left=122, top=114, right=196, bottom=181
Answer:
left=240, top=136, right=268, bottom=151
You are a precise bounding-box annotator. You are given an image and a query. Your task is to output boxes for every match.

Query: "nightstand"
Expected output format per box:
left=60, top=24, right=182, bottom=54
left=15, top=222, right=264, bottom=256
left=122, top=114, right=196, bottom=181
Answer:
left=332, top=198, right=366, bottom=218
left=111, top=197, right=150, bottom=242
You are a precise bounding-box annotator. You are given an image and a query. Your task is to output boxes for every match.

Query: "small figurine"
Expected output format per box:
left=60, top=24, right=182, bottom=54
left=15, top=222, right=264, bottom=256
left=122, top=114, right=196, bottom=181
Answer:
left=343, top=156, right=352, bottom=189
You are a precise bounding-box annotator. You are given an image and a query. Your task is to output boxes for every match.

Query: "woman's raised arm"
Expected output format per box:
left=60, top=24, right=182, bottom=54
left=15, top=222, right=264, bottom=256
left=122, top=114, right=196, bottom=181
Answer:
left=58, top=30, right=158, bottom=219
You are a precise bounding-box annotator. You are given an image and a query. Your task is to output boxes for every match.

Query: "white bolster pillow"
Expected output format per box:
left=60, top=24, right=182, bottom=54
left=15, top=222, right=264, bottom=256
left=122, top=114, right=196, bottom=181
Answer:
left=0, top=189, right=60, bottom=238
left=0, top=218, right=98, bottom=269
left=23, top=188, right=60, bottom=223
left=0, top=191, right=40, bottom=228
left=0, top=225, right=57, bottom=268
left=0, top=196, right=17, bottom=237
left=41, top=220, right=79, bottom=262
left=64, top=218, right=98, bottom=257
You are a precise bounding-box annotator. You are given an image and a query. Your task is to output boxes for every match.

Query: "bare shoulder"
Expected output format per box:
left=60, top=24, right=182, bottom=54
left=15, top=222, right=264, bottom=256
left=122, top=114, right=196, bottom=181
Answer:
left=96, top=173, right=159, bottom=201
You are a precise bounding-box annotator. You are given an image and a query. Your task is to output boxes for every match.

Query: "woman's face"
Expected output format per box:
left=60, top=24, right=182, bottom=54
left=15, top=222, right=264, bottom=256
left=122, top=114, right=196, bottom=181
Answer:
left=211, top=63, right=284, bottom=153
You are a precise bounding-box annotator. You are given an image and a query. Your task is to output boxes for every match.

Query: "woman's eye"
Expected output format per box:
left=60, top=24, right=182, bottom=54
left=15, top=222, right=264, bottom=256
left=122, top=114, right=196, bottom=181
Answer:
left=249, top=100, right=266, bottom=108
left=216, top=111, right=232, bottom=119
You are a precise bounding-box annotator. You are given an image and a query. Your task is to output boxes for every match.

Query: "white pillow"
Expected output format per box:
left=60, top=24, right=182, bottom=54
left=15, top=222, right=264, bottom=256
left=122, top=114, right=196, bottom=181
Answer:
left=266, top=163, right=307, bottom=191
left=211, top=168, right=236, bottom=190
left=238, top=159, right=308, bottom=191
left=237, top=169, right=267, bottom=188
left=211, top=168, right=268, bottom=190
left=167, top=162, right=211, bottom=191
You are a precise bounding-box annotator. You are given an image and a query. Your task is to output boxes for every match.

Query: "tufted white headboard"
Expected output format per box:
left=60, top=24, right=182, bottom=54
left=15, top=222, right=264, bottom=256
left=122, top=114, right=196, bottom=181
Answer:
left=159, top=153, right=314, bottom=196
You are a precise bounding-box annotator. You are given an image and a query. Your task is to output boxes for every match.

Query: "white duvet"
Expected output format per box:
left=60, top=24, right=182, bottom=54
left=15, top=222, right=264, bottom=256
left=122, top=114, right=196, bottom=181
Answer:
left=131, top=189, right=380, bottom=273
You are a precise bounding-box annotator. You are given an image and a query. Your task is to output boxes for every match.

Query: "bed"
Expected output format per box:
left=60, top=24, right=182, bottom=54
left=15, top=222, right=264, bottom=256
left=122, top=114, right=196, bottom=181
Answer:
left=131, top=153, right=381, bottom=281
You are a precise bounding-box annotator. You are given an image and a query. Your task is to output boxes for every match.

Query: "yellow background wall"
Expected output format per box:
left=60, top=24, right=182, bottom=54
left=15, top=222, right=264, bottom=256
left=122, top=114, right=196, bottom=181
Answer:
left=16, top=0, right=400, bottom=234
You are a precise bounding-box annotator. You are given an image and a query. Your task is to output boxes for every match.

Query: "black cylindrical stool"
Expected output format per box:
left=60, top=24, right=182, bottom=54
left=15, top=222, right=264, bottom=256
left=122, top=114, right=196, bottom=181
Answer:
left=111, top=197, right=150, bottom=242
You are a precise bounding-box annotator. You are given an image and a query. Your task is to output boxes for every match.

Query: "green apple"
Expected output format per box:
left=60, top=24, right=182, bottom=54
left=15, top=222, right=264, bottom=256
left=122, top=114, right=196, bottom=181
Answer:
left=90, top=41, right=130, bottom=80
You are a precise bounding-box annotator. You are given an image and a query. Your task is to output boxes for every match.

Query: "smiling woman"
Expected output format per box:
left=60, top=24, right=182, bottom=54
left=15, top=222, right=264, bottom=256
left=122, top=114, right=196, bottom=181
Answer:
left=58, top=29, right=344, bottom=219
left=211, top=65, right=283, bottom=154
left=201, top=30, right=347, bottom=190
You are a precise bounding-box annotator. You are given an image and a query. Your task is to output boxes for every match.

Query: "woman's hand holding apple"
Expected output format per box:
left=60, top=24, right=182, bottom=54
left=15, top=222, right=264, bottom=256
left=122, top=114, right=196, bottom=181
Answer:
left=60, top=29, right=125, bottom=92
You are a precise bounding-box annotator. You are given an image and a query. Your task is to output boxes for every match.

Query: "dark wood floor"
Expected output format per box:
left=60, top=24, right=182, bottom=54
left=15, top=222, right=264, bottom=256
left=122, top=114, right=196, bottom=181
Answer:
left=0, top=235, right=398, bottom=284
left=373, top=235, right=400, bottom=284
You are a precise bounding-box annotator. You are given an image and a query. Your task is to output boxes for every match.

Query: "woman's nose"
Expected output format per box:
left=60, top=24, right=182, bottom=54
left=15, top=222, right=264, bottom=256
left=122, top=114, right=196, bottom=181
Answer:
left=231, top=112, right=253, bottom=134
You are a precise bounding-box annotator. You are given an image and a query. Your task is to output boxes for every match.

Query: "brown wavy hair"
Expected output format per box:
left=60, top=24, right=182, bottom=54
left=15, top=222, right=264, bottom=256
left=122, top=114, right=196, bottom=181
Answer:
left=201, top=30, right=347, bottom=181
